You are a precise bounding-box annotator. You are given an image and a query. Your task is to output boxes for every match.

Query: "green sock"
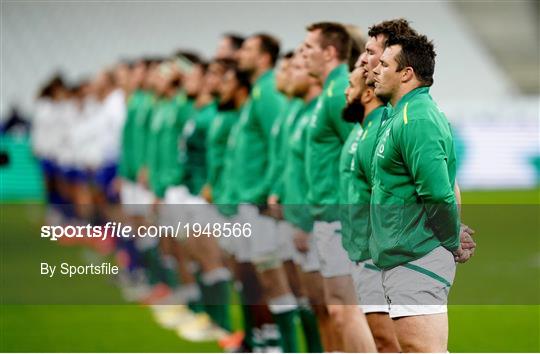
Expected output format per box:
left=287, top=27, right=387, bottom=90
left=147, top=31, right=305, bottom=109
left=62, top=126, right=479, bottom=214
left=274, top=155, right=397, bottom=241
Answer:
left=188, top=300, right=204, bottom=313
left=299, top=305, right=323, bottom=352
left=185, top=284, right=204, bottom=313
left=142, top=247, right=163, bottom=285
left=201, top=269, right=232, bottom=331
left=161, top=255, right=179, bottom=288
left=272, top=309, right=301, bottom=352
left=240, top=303, right=254, bottom=350
left=205, top=280, right=232, bottom=331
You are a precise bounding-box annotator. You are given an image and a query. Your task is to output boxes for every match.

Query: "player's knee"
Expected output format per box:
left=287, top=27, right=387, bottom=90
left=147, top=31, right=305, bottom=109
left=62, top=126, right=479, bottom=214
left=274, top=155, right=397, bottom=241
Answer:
left=398, top=336, right=445, bottom=353
left=310, top=303, right=328, bottom=320
left=372, top=331, right=400, bottom=353
left=306, top=286, right=324, bottom=307
left=327, top=305, right=346, bottom=330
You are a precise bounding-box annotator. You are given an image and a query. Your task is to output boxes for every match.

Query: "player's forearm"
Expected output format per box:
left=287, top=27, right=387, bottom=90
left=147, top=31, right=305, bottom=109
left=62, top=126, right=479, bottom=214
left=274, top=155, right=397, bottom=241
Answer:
left=416, top=171, right=460, bottom=250
left=413, top=165, right=458, bottom=246
left=424, top=200, right=460, bottom=251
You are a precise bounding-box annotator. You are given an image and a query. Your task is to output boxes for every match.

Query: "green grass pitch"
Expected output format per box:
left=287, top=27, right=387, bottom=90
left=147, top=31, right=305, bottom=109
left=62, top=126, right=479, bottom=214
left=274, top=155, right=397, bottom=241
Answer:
left=1, top=189, right=539, bottom=352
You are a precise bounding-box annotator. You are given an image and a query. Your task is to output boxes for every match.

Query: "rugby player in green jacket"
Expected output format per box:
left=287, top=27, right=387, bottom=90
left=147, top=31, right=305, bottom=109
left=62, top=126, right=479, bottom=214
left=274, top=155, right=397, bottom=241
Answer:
left=146, top=62, right=183, bottom=201
left=119, top=59, right=156, bottom=220
left=236, top=34, right=301, bottom=353
left=280, top=50, right=328, bottom=353
left=265, top=51, right=324, bottom=353
left=371, top=32, right=468, bottom=352
left=119, top=59, right=146, bottom=189
left=176, top=59, right=239, bottom=342
left=302, top=22, right=375, bottom=352
left=349, top=19, right=421, bottom=352
left=266, top=52, right=304, bottom=209
left=204, top=59, right=240, bottom=207
left=342, top=55, right=401, bottom=352
left=120, top=60, right=172, bottom=293
left=117, top=59, right=163, bottom=303
left=213, top=64, right=267, bottom=352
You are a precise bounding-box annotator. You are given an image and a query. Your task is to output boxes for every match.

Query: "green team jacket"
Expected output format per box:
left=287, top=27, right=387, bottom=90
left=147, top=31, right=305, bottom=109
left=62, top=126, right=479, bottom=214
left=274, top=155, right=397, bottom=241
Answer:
left=217, top=103, right=251, bottom=217
left=266, top=98, right=304, bottom=200
left=119, top=90, right=154, bottom=181
left=306, top=64, right=353, bottom=221
left=340, top=106, right=384, bottom=262
left=146, top=97, right=180, bottom=198
left=370, top=86, right=460, bottom=270
left=282, top=98, right=319, bottom=232
left=160, top=92, right=194, bottom=189
left=206, top=109, right=239, bottom=204
left=233, top=70, right=286, bottom=205
left=118, top=90, right=139, bottom=181
left=181, top=100, right=218, bottom=195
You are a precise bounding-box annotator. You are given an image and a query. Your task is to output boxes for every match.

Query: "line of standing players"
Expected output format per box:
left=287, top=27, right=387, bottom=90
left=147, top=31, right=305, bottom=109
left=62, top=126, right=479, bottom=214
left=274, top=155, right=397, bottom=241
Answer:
left=33, top=18, right=477, bottom=353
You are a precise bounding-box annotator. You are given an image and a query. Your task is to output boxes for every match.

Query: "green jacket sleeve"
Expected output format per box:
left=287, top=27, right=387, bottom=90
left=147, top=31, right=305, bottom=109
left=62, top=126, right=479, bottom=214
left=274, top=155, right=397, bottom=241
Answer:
left=253, top=88, right=286, bottom=200
left=159, top=103, right=182, bottom=190
left=207, top=113, right=234, bottom=190
left=137, top=104, right=154, bottom=171
left=268, top=117, right=284, bottom=198
left=145, top=104, right=165, bottom=198
left=399, top=118, right=460, bottom=251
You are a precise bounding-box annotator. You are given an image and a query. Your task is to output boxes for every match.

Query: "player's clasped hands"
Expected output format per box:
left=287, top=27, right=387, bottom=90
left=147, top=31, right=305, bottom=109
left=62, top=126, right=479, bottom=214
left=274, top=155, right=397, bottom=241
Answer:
left=454, top=223, right=476, bottom=263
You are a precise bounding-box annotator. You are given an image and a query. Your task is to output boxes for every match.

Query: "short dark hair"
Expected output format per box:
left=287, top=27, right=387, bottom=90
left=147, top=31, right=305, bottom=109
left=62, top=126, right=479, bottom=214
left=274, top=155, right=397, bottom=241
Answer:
left=224, top=33, right=245, bottom=50
left=368, top=18, right=418, bottom=46
left=199, top=61, right=209, bottom=73
left=387, top=34, right=436, bottom=87
left=214, top=58, right=237, bottom=71
left=282, top=51, right=295, bottom=60
left=174, top=50, right=203, bottom=66
left=38, top=73, right=65, bottom=98
left=253, top=33, right=281, bottom=66
left=306, top=22, right=352, bottom=61
left=140, top=57, right=154, bottom=67
left=147, top=56, right=167, bottom=66
left=230, top=65, right=252, bottom=92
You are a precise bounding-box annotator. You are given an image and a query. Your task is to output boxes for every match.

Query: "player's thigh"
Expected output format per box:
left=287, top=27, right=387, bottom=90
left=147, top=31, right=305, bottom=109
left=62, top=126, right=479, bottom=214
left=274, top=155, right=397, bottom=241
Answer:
left=323, top=274, right=358, bottom=305
left=366, top=312, right=400, bottom=352
left=301, top=270, right=326, bottom=307
left=393, top=313, right=448, bottom=353
left=257, top=266, right=291, bottom=298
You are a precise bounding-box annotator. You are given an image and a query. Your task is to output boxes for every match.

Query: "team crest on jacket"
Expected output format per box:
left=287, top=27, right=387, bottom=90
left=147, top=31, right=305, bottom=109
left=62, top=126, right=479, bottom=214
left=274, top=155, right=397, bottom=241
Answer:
left=376, top=128, right=391, bottom=159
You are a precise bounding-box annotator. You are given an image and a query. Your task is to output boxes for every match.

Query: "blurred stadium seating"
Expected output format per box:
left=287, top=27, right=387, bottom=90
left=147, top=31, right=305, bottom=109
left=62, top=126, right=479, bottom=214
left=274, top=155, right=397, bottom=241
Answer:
left=1, top=1, right=538, bottom=200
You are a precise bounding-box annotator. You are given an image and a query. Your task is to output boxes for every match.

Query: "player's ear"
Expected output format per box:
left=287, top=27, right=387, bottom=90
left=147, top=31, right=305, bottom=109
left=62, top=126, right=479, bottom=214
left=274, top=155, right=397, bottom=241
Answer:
left=361, top=86, right=374, bottom=104
left=259, top=52, right=271, bottom=69
left=401, top=66, right=415, bottom=83
left=324, top=45, right=337, bottom=62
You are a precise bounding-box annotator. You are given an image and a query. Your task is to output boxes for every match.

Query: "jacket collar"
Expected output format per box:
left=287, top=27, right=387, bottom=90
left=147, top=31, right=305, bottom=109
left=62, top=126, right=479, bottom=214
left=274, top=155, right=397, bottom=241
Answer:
left=254, top=69, right=273, bottom=86
left=324, top=63, right=348, bottom=88
left=363, top=105, right=385, bottom=128
left=389, top=86, right=430, bottom=117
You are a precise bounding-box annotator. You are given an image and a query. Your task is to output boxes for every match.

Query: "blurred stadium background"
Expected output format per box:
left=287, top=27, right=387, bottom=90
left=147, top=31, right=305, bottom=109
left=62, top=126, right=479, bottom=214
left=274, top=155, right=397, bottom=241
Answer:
left=1, top=1, right=539, bottom=199
left=1, top=1, right=539, bottom=352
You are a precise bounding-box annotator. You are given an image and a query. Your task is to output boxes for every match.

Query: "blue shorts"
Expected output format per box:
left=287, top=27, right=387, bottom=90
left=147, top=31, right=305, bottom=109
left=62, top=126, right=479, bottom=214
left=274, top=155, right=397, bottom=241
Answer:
left=60, top=166, right=88, bottom=183
left=93, top=163, right=118, bottom=202
left=39, top=159, right=58, bottom=178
